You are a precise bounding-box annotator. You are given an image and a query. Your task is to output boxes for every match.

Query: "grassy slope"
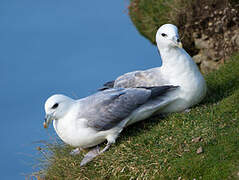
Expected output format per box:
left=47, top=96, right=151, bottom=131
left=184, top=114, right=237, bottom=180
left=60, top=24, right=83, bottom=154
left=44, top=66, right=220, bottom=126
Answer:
left=129, top=0, right=239, bottom=55
left=128, top=0, right=174, bottom=45
left=36, top=53, right=239, bottom=180
left=128, top=0, right=197, bottom=54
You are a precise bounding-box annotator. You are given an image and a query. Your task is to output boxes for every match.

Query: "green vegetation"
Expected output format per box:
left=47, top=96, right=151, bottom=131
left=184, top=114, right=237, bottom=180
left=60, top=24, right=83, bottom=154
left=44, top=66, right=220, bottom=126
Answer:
left=34, top=53, right=239, bottom=179
left=129, top=0, right=175, bottom=44
left=129, top=0, right=239, bottom=55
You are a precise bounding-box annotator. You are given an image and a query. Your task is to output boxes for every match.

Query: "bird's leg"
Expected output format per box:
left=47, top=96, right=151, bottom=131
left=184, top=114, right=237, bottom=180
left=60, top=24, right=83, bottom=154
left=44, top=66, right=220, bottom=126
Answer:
left=80, top=146, right=100, bottom=166
left=70, top=147, right=85, bottom=155
left=99, top=142, right=112, bottom=154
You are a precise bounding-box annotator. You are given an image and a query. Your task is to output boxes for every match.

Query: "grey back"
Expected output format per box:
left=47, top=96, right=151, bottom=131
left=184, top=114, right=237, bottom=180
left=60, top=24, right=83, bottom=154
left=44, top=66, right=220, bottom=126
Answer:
left=78, top=88, right=152, bottom=131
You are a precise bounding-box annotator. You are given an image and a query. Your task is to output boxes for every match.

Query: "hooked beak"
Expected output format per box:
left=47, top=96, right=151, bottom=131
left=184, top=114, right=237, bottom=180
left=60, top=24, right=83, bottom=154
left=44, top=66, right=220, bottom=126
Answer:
left=44, top=114, right=54, bottom=129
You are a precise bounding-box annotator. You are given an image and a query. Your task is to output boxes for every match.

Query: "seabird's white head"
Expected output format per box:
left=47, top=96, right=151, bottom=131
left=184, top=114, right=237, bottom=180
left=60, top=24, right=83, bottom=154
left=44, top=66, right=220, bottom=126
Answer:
left=44, top=94, right=74, bottom=128
left=156, top=24, right=182, bottom=49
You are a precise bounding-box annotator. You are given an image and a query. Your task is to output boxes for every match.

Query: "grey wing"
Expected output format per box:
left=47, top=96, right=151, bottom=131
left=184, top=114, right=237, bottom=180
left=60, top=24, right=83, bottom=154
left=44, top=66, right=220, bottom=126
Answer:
left=80, top=88, right=152, bottom=131
left=98, top=81, right=115, bottom=91
left=114, top=68, right=168, bottom=88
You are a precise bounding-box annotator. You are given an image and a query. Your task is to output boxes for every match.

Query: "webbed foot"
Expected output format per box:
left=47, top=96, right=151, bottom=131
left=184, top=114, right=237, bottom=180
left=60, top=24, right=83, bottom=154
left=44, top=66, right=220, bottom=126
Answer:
left=80, top=142, right=113, bottom=166
left=80, top=146, right=100, bottom=166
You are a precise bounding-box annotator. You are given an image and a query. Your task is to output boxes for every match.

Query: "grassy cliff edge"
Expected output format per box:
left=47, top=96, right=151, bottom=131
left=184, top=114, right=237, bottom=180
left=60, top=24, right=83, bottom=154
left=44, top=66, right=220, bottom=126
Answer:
left=34, top=53, right=239, bottom=179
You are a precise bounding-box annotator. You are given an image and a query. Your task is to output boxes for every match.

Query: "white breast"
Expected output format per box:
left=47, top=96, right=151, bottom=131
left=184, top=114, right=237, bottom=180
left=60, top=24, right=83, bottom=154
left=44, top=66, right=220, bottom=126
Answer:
left=53, top=113, right=123, bottom=148
left=53, top=112, right=105, bottom=147
left=160, top=48, right=207, bottom=112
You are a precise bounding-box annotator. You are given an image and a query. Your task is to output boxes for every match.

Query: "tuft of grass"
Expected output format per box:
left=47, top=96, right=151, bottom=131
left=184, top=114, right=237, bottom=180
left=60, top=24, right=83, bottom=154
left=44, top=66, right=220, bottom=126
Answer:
left=34, top=53, right=239, bottom=179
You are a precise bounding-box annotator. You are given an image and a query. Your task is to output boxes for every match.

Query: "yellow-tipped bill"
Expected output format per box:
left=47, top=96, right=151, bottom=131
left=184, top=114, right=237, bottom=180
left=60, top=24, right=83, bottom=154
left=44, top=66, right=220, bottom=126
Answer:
left=177, top=42, right=183, bottom=48
left=43, top=122, right=48, bottom=129
left=44, top=114, right=53, bottom=129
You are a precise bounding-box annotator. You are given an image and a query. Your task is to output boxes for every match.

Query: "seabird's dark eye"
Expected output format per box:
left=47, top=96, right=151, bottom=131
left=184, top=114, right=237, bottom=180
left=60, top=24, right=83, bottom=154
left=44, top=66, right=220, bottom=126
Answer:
left=52, top=103, right=59, bottom=109
left=161, top=33, right=167, bottom=37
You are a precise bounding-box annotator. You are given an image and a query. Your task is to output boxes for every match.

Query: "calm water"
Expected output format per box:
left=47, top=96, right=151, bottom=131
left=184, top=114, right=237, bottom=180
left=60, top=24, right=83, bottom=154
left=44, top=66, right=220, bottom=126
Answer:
left=0, top=0, right=160, bottom=179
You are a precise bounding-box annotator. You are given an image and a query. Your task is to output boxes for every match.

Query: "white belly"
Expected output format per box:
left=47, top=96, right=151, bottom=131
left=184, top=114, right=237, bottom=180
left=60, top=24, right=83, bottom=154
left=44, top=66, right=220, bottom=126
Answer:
left=53, top=118, right=104, bottom=148
left=53, top=117, right=123, bottom=148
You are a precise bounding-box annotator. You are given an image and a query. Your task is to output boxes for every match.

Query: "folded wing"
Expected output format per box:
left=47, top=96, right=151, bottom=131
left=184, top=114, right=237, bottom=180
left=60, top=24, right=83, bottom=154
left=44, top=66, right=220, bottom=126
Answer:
left=99, top=68, right=168, bottom=91
left=79, top=86, right=176, bottom=131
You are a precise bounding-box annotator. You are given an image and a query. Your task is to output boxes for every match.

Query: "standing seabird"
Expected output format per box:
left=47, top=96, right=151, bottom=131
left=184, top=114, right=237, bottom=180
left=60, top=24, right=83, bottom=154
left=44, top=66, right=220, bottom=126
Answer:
left=100, top=24, right=207, bottom=114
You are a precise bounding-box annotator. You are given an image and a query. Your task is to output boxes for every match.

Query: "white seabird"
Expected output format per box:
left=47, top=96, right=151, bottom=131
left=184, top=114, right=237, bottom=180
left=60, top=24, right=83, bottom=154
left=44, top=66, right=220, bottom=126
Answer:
left=44, top=86, right=178, bottom=166
left=100, top=24, right=207, bottom=115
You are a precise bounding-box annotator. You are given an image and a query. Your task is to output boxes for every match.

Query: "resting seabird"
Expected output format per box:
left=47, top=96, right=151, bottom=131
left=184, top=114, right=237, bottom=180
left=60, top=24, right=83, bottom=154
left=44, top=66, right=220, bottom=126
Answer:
left=100, top=24, right=207, bottom=113
left=44, top=86, right=178, bottom=166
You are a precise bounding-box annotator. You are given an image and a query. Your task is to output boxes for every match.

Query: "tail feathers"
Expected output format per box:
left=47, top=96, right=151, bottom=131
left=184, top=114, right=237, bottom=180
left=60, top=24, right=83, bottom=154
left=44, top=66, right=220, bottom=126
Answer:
left=98, top=81, right=115, bottom=91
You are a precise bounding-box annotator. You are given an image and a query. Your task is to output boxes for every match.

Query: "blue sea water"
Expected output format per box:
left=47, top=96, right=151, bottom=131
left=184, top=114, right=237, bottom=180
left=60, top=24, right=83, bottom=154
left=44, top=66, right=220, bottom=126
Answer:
left=0, top=0, right=160, bottom=179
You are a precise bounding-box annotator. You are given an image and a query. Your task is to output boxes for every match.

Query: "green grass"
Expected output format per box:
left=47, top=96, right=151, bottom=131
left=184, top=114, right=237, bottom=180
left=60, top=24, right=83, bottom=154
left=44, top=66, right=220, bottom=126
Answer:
left=34, top=53, right=239, bottom=180
left=128, top=0, right=196, bottom=53
left=128, top=0, right=239, bottom=55
left=128, top=0, right=174, bottom=45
